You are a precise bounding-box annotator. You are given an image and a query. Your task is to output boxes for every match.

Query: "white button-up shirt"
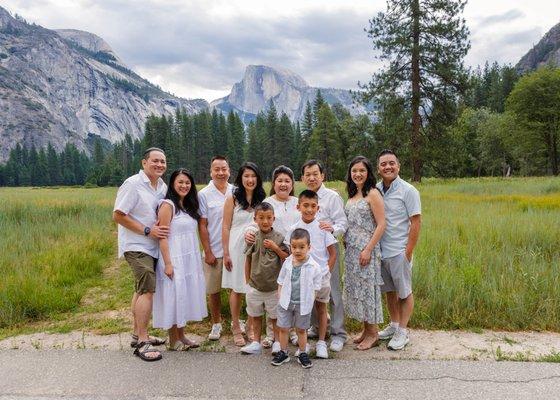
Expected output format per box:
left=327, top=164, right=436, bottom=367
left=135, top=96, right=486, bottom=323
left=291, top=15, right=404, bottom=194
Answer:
left=376, top=176, right=421, bottom=259
left=113, top=170, right=167, bottom=258
left=277, top=255, right=323, bottom=315
left=284, top=218, right=338, bottom=287
left=316, top=184, right=348, bottom=238
left=198, top=180, right=234, bottom=258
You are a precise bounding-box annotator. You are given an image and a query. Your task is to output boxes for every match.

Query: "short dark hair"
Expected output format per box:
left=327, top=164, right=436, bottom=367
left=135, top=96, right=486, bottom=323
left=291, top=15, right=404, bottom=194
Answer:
left=290, top=228, right=310, bottom=245
left=377, top=149, right=399, bottom=163
left=301, top=159, right=324, bottom=176
left=254, top=201, right=274, bottom=215
left=298, top=189, right=318, bottom=202
left=143, top=147, right=165, bottom=160
left=270, top=165, right=295, bottom=196
left=211, top=155, right=228, bottom=164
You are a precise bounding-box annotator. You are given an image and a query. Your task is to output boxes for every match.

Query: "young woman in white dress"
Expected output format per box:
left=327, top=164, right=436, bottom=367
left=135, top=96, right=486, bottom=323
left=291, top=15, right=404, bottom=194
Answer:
left=153, top=169, right=208, bottom=350
left=222, top=162, right=266, bottom=346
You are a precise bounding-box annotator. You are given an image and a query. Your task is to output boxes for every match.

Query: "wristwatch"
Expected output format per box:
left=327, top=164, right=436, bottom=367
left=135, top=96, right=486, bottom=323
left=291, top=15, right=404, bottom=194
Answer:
left=143, top=226, right=151, bottom=236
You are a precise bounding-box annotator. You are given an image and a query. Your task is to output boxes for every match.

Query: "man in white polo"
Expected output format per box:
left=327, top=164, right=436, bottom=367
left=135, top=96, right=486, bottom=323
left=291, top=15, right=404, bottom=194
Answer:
left=198, top=155, right=233, bottom=341
left=113, top=147, right=169, bottom=361
left=301, top=159, right=348, bottom=353
left=376, top=149, right=421, bottom=350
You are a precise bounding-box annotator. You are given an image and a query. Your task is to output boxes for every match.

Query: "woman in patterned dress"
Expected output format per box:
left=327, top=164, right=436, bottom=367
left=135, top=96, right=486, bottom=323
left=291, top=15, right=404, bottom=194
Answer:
left=344, top=156, right=386, bottom=350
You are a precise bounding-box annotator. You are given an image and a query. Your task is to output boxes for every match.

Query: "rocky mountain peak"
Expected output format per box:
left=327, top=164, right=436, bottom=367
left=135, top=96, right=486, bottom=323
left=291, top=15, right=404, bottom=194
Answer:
left=516, top=22, right=560, bottom=73
left=55, top=29, right=123, bottom=64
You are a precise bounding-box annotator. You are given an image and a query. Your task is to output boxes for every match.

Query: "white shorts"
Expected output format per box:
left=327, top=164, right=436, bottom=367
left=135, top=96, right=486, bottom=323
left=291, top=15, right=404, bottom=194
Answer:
left=246, top=286, right=278, bottom=318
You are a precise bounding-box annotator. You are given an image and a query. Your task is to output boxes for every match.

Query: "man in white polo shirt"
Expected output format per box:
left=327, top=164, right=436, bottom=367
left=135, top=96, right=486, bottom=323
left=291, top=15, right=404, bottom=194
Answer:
left=113, top=147, right=169, bottom=361
left=198, top=155, right=233, bottom=341
left=301, top=159, right=348, bottom=352
left=376, top=149, right=421, bottom=351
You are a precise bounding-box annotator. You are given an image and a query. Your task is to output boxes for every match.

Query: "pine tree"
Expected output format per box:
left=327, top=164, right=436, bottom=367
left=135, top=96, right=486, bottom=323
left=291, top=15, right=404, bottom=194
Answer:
left=276, top=112, right=294, bottom=169
left=361, top=0, right=470, bottom=181
left=308, top=104, right=340, bottom=180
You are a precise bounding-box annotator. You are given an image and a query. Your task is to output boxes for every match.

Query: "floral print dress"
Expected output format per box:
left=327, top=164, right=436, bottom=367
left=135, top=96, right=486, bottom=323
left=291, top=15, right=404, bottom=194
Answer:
left=343, top=198, right=384, bottom=324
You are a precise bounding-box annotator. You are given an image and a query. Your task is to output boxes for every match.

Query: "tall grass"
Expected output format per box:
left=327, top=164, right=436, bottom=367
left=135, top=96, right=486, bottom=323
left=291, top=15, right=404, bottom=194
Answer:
left=1, top=177, right=559, bottom=332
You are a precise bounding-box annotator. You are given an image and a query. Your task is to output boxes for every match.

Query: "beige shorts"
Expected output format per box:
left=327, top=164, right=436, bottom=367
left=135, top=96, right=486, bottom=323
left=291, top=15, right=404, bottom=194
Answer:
left=246, top=286, right=278, bottom=318
left=204, top=257, right=223, bottom=295
left=315, top=285, right=331, bottom=303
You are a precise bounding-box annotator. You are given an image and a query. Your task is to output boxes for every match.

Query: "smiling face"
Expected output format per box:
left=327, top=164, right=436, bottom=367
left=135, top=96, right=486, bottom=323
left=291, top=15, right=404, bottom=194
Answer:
left=241, top=168, right=257, bottom=192
left=297, top=196, right=319, bottom=223
left=350, top=161, right=369, bottom=188
left=290, top=237, right=311, bottom=263
left=254, top=209, right=275, bottom=233
left=302, top=164, right=324, bottom=192
left=210, top=158, right=230, bottom=186
left=173, top=172, right=192, bottom=200
left=273, top=173, right=294, bottom=200
left=142, top=150, right=167, bottom=180
left=378, top=154, right=400, bottom=184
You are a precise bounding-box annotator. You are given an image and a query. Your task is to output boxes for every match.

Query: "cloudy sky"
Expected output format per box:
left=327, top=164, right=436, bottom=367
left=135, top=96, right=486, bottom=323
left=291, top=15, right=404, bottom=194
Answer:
left=2, top=0, right=559, bottom=101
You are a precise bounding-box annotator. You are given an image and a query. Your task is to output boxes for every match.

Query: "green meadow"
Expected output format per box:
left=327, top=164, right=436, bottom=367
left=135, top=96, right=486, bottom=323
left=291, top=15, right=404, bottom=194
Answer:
left=0, top=177, right=559, bottom=335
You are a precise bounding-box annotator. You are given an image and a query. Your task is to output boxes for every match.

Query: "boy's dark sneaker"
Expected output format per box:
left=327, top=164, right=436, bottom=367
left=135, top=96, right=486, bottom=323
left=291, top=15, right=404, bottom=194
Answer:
left=271, top=350, right=290, bottom=366
left=297, top=352, right=313, bottom=369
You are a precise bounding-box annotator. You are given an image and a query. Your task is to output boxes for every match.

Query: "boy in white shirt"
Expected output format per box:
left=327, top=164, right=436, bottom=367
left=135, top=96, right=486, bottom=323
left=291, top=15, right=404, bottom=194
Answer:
left=273, top=228, right=323, bottom=368
left=284, top=190, right=337, bottom=359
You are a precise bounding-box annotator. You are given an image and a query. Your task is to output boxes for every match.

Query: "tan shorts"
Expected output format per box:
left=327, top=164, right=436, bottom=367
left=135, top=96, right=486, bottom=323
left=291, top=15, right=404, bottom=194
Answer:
left=204, top=257, right=223, bottom=295
left=124, top=251, right=156, bottom=294
left=315, top=285, right=331, bottom=303
left=246, top=286, right=278, bottom=318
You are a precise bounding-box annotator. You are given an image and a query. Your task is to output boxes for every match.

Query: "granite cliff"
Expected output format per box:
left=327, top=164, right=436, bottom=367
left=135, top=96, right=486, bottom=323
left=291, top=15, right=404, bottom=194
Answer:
left=516, top=22, right=560, bottom=73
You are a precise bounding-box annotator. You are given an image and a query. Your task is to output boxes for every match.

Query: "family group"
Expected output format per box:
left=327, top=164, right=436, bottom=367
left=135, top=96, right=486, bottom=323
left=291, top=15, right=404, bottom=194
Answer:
left=112, top=148, right=421, bottom=368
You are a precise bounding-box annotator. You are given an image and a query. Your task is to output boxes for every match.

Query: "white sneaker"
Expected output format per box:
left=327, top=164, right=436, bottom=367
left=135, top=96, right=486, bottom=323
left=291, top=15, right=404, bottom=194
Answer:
left=289, top=330, right=299, bottom=345
left=329, top=337, right=345, bottom=352
left=271, top=341, right=281, bottom=355
left=208, top=323, right=222, bottom=340
left=240, top=341, right=262, bottom=355
left=294, top=343, right=310, bottom=357
left=379, top=324, right=397, bottom=340
left=315, top=340, right=329, bottom=359
left=388, top=329, right=409, bottom=350
left=307, top=326, right=319, bottom=339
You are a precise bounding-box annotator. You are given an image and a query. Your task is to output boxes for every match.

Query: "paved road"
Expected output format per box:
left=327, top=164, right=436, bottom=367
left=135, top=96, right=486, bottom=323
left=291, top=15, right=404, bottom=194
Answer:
left=1, top=350, right=560, bottom=399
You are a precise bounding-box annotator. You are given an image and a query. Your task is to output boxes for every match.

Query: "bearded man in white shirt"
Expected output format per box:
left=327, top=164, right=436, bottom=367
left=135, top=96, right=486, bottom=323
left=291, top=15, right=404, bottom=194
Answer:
left=301, top=159, right=349, bottom=352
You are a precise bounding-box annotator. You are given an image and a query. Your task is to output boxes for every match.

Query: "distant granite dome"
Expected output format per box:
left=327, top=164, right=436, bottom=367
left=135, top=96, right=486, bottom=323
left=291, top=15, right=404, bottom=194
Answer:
left=211, top=65, right=368, bottom=123
left=516, top=22, right=560, bottom=73
left=0, top=6, right=207, bottom=162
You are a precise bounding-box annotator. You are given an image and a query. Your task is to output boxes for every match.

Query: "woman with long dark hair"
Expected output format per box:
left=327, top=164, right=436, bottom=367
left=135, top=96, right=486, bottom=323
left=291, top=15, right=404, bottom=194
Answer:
left=153, top=169, right=208, bottom=350
left=222, top=162, right=266, bottom=346
left=344, top=156, right=386, bottom=350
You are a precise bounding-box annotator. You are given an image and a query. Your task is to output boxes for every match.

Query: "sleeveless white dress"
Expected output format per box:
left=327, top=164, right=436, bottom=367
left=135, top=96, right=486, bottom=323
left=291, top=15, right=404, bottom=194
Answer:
left=153, top=199, right=208, bottom=330
left=222, top=204, right=254, bottom=293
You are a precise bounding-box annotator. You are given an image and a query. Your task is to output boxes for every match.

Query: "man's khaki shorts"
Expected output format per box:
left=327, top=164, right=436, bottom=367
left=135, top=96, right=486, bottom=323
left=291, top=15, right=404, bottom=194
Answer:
left=315, top=285, right=331, bottom=304
left=124, top=251, right=157, bottom=294
left=204, top=257, right=223, bottom=295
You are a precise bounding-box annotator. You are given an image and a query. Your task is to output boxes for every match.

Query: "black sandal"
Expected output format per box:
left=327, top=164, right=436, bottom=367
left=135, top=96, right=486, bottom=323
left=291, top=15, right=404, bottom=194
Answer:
left=134, top=342, right=163, bottom=362
left=130, top=334, right=167, bottom=348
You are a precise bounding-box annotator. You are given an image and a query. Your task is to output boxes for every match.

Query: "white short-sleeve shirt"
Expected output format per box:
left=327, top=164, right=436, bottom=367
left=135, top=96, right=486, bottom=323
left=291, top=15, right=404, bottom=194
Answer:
left=113, top=170, right=167, bottom=258
left=263, top=195, right=300, bottom=237
left=376, top=176, right=421, bottom=259
left=198, top=180, right=234, bottom=258
left=284, top=218, right=338, bottom=286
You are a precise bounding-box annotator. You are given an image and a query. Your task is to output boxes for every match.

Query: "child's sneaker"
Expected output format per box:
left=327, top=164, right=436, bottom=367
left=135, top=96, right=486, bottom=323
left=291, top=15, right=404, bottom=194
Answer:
left=307, top=326, right=319, bottom=339
left=240, top=341, right=262, bottom=355
left=271, top=341, right=281, bottom=355
left=271, top=350, right=290, bottom=366
left=315, top=340, right=329, bottom=359
left=378, top=324, right=397, bottom=340
left=297, top=352, right=313, bottom=369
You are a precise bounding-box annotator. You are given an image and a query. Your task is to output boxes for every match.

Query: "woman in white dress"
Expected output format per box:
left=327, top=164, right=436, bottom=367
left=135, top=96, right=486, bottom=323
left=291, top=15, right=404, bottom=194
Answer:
left=153, top=169, right=208, bottom=350
left=222, top=162, right=266, bottom=346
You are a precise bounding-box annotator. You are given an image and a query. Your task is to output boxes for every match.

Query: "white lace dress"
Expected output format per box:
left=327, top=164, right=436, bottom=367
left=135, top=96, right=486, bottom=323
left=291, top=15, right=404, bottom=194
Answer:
left=153, top=199, right=208, bottom=329
left=222, top=204, right=254, bottom=293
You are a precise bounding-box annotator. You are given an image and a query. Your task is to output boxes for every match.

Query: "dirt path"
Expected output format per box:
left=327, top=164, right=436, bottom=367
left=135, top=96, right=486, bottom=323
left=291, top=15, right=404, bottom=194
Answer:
left=2, top=329, right=559, bottom=361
